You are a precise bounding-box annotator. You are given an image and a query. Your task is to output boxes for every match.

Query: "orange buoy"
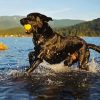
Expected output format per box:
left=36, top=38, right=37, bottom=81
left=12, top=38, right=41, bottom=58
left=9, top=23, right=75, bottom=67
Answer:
left=0, top=42, right=8, bottom=50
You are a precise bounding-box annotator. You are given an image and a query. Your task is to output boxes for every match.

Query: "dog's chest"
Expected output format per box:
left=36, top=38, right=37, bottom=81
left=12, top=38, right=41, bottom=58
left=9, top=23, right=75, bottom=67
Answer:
left=34, top=34, right=46, bottom=46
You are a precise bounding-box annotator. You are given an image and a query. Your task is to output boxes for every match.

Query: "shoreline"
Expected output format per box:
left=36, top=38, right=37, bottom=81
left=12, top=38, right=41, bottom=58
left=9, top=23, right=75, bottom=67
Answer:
left=0, top=35, right=100, bottom=38
left=0, top=35, right=32, bottom=38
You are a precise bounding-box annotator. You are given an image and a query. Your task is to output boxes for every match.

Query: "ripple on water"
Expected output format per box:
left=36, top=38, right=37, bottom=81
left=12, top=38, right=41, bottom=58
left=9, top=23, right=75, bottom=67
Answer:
left=0, top=63, right=100, bottom=100
left=0, top=37, right=100, bottom=100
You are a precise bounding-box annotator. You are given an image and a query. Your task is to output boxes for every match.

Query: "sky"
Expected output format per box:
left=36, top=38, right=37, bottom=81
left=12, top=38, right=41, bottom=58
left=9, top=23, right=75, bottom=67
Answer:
left=0, top=0, right=100, bottom=20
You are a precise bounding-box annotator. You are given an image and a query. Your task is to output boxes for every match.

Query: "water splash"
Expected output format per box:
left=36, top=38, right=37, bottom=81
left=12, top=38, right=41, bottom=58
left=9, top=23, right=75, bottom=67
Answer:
left=39, top=60, right=70, bottom=73
left=88, top=57, right=100, bottom=73
left=0, top=57, right=100, bottom=81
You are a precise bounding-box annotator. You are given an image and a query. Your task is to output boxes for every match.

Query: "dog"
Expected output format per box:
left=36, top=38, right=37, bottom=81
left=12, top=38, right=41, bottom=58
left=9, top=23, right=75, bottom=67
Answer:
left=20, top=12, right=100, bottom=73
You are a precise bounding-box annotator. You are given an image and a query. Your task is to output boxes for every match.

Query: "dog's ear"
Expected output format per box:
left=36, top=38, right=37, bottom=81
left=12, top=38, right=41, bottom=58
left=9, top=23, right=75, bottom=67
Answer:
left=36, top=17, right=43, bottom=28
left=39, top=14, right=53, bottom=22
left=27, top=13, right=53, bottom=22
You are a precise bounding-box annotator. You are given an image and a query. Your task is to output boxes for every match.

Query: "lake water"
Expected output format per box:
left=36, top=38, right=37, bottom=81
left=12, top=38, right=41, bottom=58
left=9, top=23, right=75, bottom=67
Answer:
left=0, top=37, right=100, bottom=100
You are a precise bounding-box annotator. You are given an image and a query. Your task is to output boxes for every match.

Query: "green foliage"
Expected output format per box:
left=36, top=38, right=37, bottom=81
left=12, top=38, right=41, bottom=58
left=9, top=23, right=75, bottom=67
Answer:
left=49, top=19, right=84, bottom=28
left=0, top=16, right=84, bottom=29
left=0, top=16, right=84, bottom=37
left=0, top=17, right=100, bottom=37
left=54, top=18, right=100, bottom=36
left=0, top=27, right=30, bottom=37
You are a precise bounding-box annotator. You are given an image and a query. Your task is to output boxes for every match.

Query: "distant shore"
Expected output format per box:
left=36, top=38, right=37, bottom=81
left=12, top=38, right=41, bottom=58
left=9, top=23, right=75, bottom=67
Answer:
left=0, top=34, right=32, bottom=38
left=0, top=34, right=100, bottom=38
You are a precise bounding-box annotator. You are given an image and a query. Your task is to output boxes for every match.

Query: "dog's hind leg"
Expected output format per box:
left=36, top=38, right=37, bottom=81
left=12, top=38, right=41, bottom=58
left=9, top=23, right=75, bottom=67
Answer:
left=64, top=52, right=78, bottom=67
left=81, top=48, right=90, bottom=70
left=64, top=56, right=73, bottom=67
left=78, top=45, right=90, bottom=70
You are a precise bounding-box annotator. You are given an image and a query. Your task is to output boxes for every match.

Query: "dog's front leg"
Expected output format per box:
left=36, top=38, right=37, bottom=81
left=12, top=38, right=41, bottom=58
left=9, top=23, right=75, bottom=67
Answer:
left=78, top=44, right=89, bottom=70
left=28, top=48, right=41, bottom=65
left=26, top=58, right=42, bottom=74
left=26, top=51, right=41, bottom=72
left=28, top=51, right=36, bottom=66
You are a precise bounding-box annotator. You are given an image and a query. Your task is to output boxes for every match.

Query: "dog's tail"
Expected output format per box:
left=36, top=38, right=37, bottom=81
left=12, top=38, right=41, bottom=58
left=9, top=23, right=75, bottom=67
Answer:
left=87, top=43, right=100, bottom=53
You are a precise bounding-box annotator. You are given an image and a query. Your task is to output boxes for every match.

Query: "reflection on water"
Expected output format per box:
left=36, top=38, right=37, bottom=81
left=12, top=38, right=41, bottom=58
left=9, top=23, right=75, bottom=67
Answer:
left=0, top=37, right=100, bottom=100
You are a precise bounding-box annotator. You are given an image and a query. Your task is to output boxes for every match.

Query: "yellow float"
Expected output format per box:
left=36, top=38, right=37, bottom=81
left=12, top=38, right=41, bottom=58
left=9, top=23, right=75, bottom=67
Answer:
left=0, top=42, right=8, bottom=50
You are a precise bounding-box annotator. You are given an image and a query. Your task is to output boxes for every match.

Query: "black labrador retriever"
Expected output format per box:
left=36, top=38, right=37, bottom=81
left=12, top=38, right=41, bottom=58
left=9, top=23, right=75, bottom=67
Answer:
left=20, top=12, right=100, bottom=73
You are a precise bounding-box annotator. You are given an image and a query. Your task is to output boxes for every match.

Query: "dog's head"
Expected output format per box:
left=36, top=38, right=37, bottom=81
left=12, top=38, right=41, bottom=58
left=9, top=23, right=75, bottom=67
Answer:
left=20, top=12, right=52, bottom=34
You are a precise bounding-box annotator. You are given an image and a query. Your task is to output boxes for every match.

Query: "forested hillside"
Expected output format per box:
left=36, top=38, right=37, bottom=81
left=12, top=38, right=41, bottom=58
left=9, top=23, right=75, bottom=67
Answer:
left=0, top=16, right=100, bottom=37
left=55, top=18, right=100, bottom=36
